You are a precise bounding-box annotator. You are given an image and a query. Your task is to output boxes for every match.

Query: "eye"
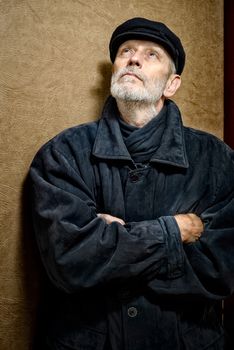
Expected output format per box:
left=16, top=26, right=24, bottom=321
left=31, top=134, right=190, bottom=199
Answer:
left=147, top=51, right=158, bottom=59
left=123, top=48, right=130, bottom=53
left=118, top=47, right=133, bottom=57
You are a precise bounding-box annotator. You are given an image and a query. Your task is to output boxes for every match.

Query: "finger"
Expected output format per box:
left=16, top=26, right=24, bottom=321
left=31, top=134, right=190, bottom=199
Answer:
left=97, top=213, right=125, bottom=225
left=114, top=218, right=125, bottom=225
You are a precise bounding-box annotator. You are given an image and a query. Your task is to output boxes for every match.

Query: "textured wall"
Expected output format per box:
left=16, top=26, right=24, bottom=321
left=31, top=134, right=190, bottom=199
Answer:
left=0, top=1, right=223, bottom=349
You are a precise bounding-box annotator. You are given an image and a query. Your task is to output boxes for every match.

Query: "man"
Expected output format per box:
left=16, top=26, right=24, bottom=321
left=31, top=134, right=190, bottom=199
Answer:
left=30, top=17, right=234, bottom=349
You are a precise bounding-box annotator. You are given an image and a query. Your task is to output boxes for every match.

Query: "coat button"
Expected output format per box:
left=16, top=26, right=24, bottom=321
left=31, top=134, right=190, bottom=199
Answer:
left=129, top=174, right=140, bottom=182
left=127, top=306, right=138, bottom=318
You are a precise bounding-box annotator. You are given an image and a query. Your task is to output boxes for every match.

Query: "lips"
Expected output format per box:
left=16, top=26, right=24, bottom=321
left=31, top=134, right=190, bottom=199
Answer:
left=121, top=72, right=142, bottom=81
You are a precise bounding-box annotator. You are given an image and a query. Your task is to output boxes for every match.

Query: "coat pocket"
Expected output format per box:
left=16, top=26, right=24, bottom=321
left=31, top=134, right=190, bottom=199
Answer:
left=181, top=324, right=225, bottom=350
left=46, top=327, right=106, bottom=350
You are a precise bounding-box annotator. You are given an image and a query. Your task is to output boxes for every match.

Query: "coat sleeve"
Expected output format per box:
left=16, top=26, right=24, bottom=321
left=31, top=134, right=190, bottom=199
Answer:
left=30, top=142, right=184, bottom=293
left=148, top=142, right=234, bottom=300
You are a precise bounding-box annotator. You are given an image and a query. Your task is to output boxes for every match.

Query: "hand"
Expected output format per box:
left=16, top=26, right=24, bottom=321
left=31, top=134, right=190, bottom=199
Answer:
left=97, top=213, right=125, bottom=225
left=174, top=213, right=204, bottom=243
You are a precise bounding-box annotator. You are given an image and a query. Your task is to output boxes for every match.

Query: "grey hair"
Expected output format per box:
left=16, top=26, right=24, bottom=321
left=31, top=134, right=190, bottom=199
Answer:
left=168, top=57, right=177, bottom=77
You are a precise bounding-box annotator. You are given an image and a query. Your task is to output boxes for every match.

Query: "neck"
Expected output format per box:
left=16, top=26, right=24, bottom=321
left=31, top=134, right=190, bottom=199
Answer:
left=115, top=98, right=165, bottom=128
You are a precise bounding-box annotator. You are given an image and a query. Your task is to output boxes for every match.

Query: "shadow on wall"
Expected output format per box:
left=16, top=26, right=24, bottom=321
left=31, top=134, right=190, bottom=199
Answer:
left=20, top=175, right=49, bottom=349
left=90, top=61, right=112, bottom=116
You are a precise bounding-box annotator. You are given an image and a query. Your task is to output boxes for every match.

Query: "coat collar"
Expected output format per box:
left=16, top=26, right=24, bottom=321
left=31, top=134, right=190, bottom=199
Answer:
left=92, top=96, right=189, bottom=168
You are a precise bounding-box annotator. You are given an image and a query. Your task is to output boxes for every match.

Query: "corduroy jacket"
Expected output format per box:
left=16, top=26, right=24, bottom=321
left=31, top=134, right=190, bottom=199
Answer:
left=30, top=97, right=234, bottom=350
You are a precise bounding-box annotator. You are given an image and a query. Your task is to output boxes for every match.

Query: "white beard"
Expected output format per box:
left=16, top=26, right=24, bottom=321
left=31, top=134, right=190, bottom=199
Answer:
left=110, top=67, right=168, bottom=104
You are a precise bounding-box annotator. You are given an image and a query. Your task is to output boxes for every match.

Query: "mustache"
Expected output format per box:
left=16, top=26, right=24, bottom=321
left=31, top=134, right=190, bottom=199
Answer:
left=112, top=67, right=147, bottom=82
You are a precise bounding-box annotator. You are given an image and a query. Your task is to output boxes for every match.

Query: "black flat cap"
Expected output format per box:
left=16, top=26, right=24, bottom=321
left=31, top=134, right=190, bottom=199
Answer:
left=109, top=17, right=185, bottom=75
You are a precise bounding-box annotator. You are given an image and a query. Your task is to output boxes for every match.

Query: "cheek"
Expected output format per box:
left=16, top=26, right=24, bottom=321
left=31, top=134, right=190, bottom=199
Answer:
left=149, top=70, right=168, bottom=86
left=112, top=61, right=117, bottom=71
left=113, top=58, right=128, bottom=72
left=146, top=64, right=169, bottom=78
left=142, top=66, right=158, bottom=80
left=112, top=64, right=119, bottom=75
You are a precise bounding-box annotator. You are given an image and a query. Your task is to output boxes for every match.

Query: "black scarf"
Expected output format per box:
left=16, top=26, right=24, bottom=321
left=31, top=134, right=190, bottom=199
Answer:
left=118, top=104, right=167, bottom=163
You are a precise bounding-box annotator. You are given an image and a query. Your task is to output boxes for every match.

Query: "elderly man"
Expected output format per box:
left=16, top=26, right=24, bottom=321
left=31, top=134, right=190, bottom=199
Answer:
left=30, top=18, right=234, bottom=349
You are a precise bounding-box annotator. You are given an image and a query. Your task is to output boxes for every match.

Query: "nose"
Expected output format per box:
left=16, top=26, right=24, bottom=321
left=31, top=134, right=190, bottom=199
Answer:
left=128, top=52, right=142, bottom=68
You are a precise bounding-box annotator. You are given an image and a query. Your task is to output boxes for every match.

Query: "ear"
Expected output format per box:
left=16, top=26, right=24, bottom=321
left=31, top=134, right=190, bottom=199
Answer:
left=163, top=74, right=181, bottom=98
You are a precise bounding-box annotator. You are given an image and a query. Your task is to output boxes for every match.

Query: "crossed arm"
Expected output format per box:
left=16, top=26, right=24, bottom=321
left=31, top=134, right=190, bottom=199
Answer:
left=30, top=140, right=234, bottom=297
left=97, top=212, right=204, bottom=243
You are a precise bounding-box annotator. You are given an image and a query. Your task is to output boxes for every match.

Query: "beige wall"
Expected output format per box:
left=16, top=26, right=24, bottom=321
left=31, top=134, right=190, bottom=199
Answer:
left=0, top=1, right=223, bottom=349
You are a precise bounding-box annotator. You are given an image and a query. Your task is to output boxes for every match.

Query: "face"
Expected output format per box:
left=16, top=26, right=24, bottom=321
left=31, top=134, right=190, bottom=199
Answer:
left=111, top=40, right=174, bottom=103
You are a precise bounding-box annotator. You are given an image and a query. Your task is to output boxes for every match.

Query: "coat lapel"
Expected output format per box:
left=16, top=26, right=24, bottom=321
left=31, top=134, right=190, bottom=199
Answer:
left=92, top=96, right=189, bottom=169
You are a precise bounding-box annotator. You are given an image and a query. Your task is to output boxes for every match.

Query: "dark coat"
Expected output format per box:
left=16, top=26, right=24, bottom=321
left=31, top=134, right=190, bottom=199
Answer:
left=30, top=97, right=234, bottom=350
